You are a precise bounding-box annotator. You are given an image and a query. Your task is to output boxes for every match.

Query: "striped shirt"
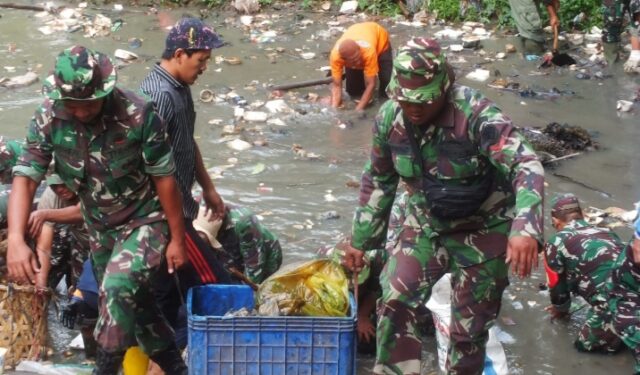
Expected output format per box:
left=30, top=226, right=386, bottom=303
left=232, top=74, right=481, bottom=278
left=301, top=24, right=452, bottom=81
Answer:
left=140, top=63, right=199, bottom=219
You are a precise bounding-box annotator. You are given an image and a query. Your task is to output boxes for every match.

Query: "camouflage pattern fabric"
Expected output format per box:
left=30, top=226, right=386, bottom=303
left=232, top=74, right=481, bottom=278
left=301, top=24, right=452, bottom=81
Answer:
left=603, top=0, right=640, bottom=42
left=607, top=244, right=640, bottom=373
left=386, top=39, right=452, bottom=104
left=544, top=219, right=624, bottom=351
left=216, top=204, right=283, bottom=284
left=14, top=86, right=175, bottom=232
left=42, top=46, right=116, bottom=101
left=0, top=136, right=24, bottom=184
left=91, top=221, right=175, bottom=355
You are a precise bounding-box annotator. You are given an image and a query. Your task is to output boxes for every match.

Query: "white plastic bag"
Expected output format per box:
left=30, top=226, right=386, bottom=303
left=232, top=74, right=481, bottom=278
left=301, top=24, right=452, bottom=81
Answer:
left=426, top=274, right=509, bottom=375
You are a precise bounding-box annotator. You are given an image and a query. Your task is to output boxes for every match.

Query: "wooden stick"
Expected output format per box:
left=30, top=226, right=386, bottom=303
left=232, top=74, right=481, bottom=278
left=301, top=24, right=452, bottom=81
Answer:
left=542, top=152, right=581, bottom=165
left=228, top=267, right=259, bottom=291
left=270, top=77, right=333, bottom=91
left=0, top=3, right=47, bottom=11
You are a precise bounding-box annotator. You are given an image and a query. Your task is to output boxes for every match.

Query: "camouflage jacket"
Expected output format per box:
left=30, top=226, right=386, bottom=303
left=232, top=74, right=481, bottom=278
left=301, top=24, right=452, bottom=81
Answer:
left=351, top=85, right=544, bottom=266
left=608, top=244, right=640, bottom=308
left=0, top=137, right=24, bottom=184
left=544, top=219, right=624, bottom=310
left=217, top=204, right=283, bottom=284
left=13, top=88, right=175, bottom=232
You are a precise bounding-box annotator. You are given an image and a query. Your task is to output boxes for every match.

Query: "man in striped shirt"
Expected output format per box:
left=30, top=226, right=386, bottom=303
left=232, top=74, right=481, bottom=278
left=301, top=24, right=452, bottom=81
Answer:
left=140, top=17, right=231, bottom=330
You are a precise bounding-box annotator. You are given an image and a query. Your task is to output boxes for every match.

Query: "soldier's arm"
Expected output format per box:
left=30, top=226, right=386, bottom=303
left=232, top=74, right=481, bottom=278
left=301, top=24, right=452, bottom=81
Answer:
left=351, top=102, right=399, bottom=251
left=474, top=97, right=545, bottom=244
left=543, top=240, right=571, bottom=311
left=34, top=223, right=54, bottom=288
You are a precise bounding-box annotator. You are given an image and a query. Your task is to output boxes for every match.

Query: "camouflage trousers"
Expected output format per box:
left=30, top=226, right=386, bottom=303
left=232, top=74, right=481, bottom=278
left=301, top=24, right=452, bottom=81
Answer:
left=602, top=0, right=640, bottom=42
left=374, top=227, right=509, bottom=375
left=508, top=0, right=545, bottom=42
left=574, top=295, right=622, bottom=353
left=608, top=246, right=640, bottom=373
left=90, top=220, right=175, bottom=355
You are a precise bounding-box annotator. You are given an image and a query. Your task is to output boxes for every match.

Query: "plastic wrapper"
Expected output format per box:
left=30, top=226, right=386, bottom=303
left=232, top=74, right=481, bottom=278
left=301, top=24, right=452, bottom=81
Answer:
left=256, top=259, right=349, bottom=317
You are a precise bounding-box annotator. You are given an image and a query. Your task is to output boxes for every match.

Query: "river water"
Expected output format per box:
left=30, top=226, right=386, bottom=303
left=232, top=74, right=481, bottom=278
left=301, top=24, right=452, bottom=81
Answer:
left=1, top=3, right=639, bottom=374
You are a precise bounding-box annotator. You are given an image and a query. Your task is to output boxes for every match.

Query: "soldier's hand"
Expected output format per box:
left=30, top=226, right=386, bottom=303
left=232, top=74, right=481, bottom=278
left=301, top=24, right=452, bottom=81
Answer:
left=356, top=314, right=376, bottom=343
left=342, top=244, right=365, bottom=273
left=7, top=238, right=39, bottom=285
left=202, top=188, right=225, bottom=220
left=506, top=236, right=539, bottom=279
left=166, top=239, right=187, bottom=274
left=28, top=210, right=48, bottom=239
left=544, top=305, right=569, bottom=321
left=631, top=238, right=640, bottom=265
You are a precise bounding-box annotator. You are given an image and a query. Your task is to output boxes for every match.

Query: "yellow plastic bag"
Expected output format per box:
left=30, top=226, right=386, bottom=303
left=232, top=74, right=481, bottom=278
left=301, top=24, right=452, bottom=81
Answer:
left=257, top=259, right=349, bottom=317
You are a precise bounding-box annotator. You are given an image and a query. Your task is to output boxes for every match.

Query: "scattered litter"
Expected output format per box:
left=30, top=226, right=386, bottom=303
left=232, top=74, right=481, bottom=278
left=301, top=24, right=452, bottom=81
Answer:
left=465, top=68, right=490, bottom=82
left=501, top=316, right=516, bottom=326
left=243, top=111, right=268, bottom=122
left=321, top=2, right=331, bottom=11
left=300, top=52, right=316, bottom=59
left=114, top=49, right=138, bottom=61
left=617, top=100, right=633, bottom=112
left=227, top=138, right=253, bottom=151
left=257, top=183, right=273, bottom=193
left=449, top=44, right=464, bottom=52
left=339, top=0, right=358, bottom=14
left=224, top=57, right=242, bottom=65
left=324, top=191, right=337, bottom=202
left=251, top=163, right=266, bottom=175
left=267, top=118, right=286, bottom=126
left=240, top=15, right=253, bottom=26
left=265, top=99, right=291, bottom=113
left=527, top=301, right=537, bottom=308
left=317, top=210, right=340, bottom=220
left=495, top=52, right=506, bottom=59
left=525, top=54, right=540, bottom=61
left=505, top=43, right=517, bottom=53
left=434, top=28, right=465, bottom=40
left=199, top=89, right=215, bottom=103
left=0, top=71, right=39, bottom=89
left=511, top=301, right=523, bottom=310
left=128, top=37, right=142, bottom=49
left=234, top=0, right=260, bottom=14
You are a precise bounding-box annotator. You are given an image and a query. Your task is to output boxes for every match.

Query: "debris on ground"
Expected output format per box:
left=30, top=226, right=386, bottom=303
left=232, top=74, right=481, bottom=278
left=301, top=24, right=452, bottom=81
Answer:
left=0, top=71, right=39, bottom=89
left=584, top=205, right=638, bottom=229
left=522, top=122, right=598, bottom=163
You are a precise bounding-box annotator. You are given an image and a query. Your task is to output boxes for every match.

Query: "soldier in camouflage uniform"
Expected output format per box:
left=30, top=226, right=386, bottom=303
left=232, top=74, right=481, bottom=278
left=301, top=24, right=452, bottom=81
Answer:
left=193, top=203, right=282, bottom=284
left=6, top=46, right=189, bottom=375
left=342, top=38, right=544, bottom=375
left=607, top=205, right=640, bottom=374
left=508, top=0, right=559, bottom=50
left=0, top=137, right=24, bottom=227
left=602, top=0, right=640, bottom=72
left=543, top=194, right=624, bottom=353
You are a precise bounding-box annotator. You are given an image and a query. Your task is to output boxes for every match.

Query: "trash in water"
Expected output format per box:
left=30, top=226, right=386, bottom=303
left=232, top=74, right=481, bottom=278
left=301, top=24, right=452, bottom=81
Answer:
left=199, top=89, right=215, bottom=103
left=233, top=0, right=260, bottom=14
left=300, top=52, right=316, bottom=59
left=501, top=316, right=516, bottom=326
left=265, top=99, right=291, bottom=113
left=317, top=210, right=340, bottom=220
left=465, top=68, right=490, bottom=82
left=257, top=183, right=274, bottom=193
left=339, top=0, right=358, bottom=14
left=324, top=190, right=337, bottom=202
left=251, top=163, right=266, bottom=175
left=617, top=100, right=633, bottom=112
left=575, top=72, right=590, bottom=80
left=525, top=54, right=540, bottom=61
left=449, top=44, right=464, bottom=52
left=505, top=44, right=517, bottom=53
left=243, top=111, right=268, bottom=122
left=0, top=71, right=39, bottom=88
left=128, top=37, right=143, bottom=49
left=227, top=138, right=253, bottom=151
left=224, top=57, right=242, bottom=65
left=114, top=49, right=138, bottom=61
left=511, top=301, right=523, bottom=310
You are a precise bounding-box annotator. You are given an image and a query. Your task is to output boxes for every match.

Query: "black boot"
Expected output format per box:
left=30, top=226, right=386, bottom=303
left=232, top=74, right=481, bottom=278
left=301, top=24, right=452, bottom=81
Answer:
left=92, top=348, right=125, bottom=375
left=149, top=344, right=188, bottom=375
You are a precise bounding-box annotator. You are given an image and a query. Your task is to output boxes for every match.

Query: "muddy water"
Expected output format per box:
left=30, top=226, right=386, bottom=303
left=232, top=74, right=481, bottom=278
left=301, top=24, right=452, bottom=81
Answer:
left=1, top=4, right=639, bottom=374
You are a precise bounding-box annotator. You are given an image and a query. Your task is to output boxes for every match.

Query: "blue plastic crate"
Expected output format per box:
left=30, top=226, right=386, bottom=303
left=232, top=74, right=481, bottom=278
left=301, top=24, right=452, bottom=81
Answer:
left=187, top=284, right=356, bottom=375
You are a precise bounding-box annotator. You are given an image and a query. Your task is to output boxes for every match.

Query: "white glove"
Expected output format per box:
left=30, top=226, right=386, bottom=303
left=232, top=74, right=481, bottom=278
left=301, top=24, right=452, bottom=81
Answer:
left=624, top=50, right=640, bottom=73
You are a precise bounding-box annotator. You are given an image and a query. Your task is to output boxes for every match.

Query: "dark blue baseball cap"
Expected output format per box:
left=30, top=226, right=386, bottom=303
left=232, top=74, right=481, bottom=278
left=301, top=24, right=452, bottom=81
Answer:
left=164, top=18, right=225, bottom=54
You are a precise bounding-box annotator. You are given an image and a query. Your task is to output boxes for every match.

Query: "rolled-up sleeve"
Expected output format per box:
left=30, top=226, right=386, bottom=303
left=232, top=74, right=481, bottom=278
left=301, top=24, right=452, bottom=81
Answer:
left=140, top=103, right=175, bottom=176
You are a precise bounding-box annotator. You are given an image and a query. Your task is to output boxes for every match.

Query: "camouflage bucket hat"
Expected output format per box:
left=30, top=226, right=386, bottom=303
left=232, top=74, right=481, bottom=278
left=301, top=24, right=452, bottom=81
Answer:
left=386, top=37, right=454, bottom=104
left=551, top=193, right=582, bottom=215
left=43, top=45, right=116, bottom=101
left=165, top=18, right=225, bottom=54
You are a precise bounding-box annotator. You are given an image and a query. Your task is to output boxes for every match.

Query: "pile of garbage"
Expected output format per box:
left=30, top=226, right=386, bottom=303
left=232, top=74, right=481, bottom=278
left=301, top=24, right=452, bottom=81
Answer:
left=523, top=122, right=598, bottom=162
left=584, top=205, right=638, bottom=230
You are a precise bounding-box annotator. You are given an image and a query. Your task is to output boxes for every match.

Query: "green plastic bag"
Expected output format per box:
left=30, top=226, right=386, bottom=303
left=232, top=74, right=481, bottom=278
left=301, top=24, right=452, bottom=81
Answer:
left=256, top=259, right=349, bottom=317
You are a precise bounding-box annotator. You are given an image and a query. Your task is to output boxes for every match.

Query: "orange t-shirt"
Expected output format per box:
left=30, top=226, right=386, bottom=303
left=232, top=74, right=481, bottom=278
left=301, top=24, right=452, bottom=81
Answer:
left=330, top=22, right=390, bottom=80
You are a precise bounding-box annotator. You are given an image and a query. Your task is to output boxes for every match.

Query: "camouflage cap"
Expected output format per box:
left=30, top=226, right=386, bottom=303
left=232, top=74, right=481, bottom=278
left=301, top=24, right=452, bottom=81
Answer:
left=165, top=18, right=225, bottom=55
left=551, top=193, right=582, bottom=215
left=386, top=37, right=454, bottom=104
left=43, top=45, right=116, bottom=101
left=46, top=173, right=64, bottom=186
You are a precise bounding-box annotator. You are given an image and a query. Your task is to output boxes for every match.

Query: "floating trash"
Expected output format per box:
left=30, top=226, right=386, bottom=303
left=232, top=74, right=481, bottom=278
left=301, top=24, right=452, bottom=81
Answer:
left=300, top=52, right=316, bottom=60
left=128, top=37, right=143, bottom=49
left=0, top=71, right=38, bottom=88
left=465, top=68, right=490, bottom=82
left=617, top=100, right=633, bottom=112
left=114, top=49, right=138, bottom=61
left=505, top=43, right=517, bottom=53
left=224, top=57, right=242, bottom=65
left=227, top=138, right=253, bottom=151
left=199, top=89, right=215, bottom=103
left=243, top=111, right=268, bottom=122
left=339, top=0, right=358, bottom=14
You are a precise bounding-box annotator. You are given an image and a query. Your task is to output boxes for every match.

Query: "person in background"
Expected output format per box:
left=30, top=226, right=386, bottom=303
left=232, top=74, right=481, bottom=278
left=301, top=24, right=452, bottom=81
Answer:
left=329, top=21, right=392, bottom=112
left=601, top=0, right=640, bottom=73
left=0, top=137, right=24, bottom=228
left=508, top=0, right=560, bottom=52
left=543, top=194, right=624, bottom=353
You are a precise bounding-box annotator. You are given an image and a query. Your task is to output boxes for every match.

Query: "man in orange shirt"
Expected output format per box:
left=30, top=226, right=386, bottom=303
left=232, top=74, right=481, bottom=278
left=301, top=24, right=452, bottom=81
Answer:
left=330, top=22, right=392, bottom=111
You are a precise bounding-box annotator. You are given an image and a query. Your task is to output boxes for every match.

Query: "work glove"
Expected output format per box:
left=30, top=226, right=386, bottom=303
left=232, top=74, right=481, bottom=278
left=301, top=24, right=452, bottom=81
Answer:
left=624, top=50, right=640, bottom=74
left=60, top=296, right=83, bottom=329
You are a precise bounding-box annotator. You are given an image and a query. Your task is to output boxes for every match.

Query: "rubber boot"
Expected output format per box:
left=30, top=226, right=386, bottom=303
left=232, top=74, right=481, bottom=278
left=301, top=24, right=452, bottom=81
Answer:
left=603, top=42, right=620, bottom=65
left=149, top=343, right=188, bottom=375
left=92, top=348, right=125, bottom=375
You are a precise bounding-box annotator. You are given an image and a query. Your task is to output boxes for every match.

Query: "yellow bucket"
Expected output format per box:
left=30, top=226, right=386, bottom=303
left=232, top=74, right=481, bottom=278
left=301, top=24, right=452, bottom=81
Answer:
left=122, top=346, right=149, bottom=375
